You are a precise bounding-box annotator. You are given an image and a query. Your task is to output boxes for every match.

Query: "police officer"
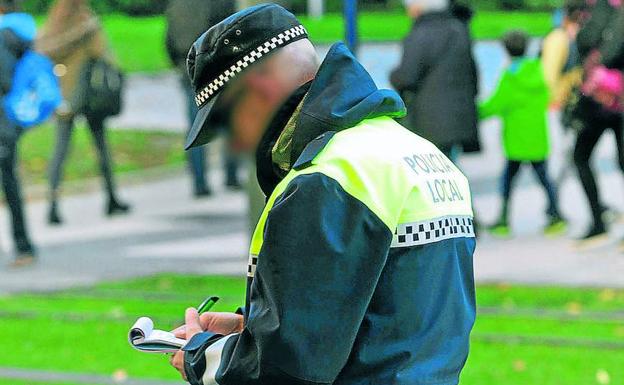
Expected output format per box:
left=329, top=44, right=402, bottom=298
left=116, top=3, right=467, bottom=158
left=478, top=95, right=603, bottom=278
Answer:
left=170, top=4, right=476, bottom=385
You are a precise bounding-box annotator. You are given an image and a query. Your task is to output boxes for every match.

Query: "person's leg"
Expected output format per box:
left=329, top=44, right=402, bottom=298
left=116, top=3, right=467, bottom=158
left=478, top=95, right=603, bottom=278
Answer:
left=47, top=116, right=74, bottom=224
left=86, top=114, right=130, bottom=215
left=531, top=160, right=561, bottom=218
left=189, top=145, right=209, bottom=195
left=499, top=160, right=522, bottom=224
left=612, top=114, right=624, bottom=251
left=224, top=144, right=241, bottom=188
left=612, top=114, right=624, bottom=174
left=182, top=76, right=210, bottom=196
left=0, top=130, right=34, bottom=259
left=573, top=120, right=608, bottom=234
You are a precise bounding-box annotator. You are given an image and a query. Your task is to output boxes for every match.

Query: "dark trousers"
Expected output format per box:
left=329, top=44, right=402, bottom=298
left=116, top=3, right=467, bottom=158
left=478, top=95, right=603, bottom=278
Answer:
left=0, top=126, right=33, bottom=253
left=573, top=110, right=624, bottom=229
left=500, top=160, right=561, bottom=221
left=49, top=114, right=117, bottom=202
left=182, top=77, right=240, bottom=193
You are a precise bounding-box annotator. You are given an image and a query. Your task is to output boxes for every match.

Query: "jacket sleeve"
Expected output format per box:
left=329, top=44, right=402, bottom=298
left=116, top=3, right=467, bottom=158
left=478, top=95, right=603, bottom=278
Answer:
left=478, top=73, right=509, bottom=119
left=36, top=18, right=99, bottom=62
left=577, top=0, right=618, bottom=59
left=0, top=31, right=17, bottom=94
left=600, top=9, right=624, bottom=70
left=541, top=30, right=568, bottom=98
left=390, top=28, right=431, bottom=93
left=184, top=173, right=393, bottom=385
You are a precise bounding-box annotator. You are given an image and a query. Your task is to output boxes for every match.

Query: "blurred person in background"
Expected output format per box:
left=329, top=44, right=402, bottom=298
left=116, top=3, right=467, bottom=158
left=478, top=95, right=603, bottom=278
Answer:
left=542, top=1, right=585, bottom=109
left=166, top=0, right=242, bottom=198
left=0, top=0, right=37, bottom=266
left=36, top=0, right=129, bottom=225
left=391, top=0, right=479, bottom=163
left=480, top=30, right=567, bottom=238
left=542, top=1, right=586, bottom=189
left=569, top=0, right=624, bottom=246
left=585, top=1, right=624, bottom=250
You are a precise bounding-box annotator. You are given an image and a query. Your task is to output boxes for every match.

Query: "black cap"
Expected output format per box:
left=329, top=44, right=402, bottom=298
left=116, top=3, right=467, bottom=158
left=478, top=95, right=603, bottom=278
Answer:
left=185, top=3, right=308, bottom=149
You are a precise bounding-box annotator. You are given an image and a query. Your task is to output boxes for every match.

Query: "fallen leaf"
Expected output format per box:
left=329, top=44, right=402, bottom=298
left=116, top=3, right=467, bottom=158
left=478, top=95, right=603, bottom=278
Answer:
left=596, top=369, right=610, bottom=385
left=599, top=289, right=616, bottom=302
left=566, top=302, right=582, bottom=315
left=497, top=283, right=511, bottom=292
left=512, top=359, right=526, bottom=372
left=109, top=306, right=126, bottom=319
left=158, top=277, right=174, bottom=290
left=112, top=369, right=128, bottom=383
left=502, top=297, right=516, bottom=310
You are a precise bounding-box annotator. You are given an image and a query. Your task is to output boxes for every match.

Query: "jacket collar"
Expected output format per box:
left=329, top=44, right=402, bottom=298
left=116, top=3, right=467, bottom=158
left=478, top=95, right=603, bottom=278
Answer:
left=255, top=43, right=406, bottom=197
left=413, top=10, right=453, bottom=25
left=255, top=82, right=311, bottom=197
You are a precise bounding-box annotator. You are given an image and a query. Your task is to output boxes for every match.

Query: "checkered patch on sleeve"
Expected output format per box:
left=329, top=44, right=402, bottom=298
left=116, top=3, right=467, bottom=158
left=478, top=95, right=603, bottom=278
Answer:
left=247, top=253, right=258, bottom=278
left=195, top=25, right=308, bottom=107
left=391, top=215, right=475, bottom=248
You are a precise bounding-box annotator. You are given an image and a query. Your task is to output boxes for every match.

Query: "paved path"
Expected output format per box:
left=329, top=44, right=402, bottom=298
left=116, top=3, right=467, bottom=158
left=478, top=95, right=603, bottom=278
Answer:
left=0, top=173, right=249, bottom=294
left=0, top=367, right=182, bottom=385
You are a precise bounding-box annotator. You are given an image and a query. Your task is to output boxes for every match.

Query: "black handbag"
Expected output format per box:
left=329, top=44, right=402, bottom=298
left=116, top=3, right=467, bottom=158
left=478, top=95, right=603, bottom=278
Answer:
left=74, top=58, right=124, bottom=118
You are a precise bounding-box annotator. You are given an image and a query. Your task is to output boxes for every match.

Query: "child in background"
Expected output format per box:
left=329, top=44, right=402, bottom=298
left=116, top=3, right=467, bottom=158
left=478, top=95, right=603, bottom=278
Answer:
left=480, top=30, right=567, bottom=237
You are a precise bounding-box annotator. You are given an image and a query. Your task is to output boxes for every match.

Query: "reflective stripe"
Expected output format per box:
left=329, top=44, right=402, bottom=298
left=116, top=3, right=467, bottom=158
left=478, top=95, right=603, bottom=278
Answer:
left=248, top=253, right=258, bottom=278
left=249, top=117, right=474, bottom=274
left=201, top=334, right=238, bottom=385
left=392, top=215, right=475, bottom=248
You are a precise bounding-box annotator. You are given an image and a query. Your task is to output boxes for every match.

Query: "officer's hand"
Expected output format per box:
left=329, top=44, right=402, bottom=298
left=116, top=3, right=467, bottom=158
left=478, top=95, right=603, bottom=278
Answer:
left=170, top=308, right=203, bottom=381
left=171, top=312, right=244, bottom=337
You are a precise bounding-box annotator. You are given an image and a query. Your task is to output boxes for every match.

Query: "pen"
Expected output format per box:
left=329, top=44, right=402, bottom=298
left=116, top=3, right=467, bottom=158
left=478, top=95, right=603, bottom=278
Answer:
left=197, top=296, right=219, bottom=314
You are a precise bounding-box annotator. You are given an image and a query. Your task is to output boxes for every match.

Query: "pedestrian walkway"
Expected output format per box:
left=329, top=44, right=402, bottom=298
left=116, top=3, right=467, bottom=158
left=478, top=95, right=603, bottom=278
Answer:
left=0, top=146, right=623, bottom=293
left=0, top=174, right=249, bottom=294
left=0, top=367, right=182, bottom=385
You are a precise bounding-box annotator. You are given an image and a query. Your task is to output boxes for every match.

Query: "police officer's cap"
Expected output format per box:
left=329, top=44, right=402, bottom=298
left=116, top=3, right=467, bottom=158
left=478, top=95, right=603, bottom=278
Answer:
left=185, top=3, right=308, bottom=149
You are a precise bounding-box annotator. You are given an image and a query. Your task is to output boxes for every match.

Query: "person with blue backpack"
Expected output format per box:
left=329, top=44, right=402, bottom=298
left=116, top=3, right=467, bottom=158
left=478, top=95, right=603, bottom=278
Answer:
left=0, top=1, right=58, bottom=267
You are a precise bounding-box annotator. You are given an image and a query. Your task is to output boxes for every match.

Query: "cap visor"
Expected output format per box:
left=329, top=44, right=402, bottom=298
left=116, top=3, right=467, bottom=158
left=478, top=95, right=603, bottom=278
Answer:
left=185, top=94, right=224, bottom=150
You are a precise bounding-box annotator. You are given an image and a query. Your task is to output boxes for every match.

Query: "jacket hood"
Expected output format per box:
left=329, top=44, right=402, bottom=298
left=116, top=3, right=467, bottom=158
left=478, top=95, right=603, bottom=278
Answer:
left=0, top=13, right=36, bottom=42
left=505, top=58, right=547, bottom=92
left=451, top=3, right=474, bottom=24
left=289, top=43, right=406, bottom=165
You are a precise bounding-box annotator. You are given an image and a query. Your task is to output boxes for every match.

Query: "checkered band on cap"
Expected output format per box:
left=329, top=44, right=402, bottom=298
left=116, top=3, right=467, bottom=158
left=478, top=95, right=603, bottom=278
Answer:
left=391, top=215, right=475, bottom=248
left=194, top=25, right=308, bottom=107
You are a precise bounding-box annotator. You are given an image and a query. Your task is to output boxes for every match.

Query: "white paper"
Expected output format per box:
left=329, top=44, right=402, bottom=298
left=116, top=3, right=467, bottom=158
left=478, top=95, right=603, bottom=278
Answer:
left=128, top=316, right=186, bottom=353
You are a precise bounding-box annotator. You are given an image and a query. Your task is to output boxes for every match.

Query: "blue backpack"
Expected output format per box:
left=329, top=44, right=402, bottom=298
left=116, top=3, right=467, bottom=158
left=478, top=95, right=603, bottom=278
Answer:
left=4, top=50, right=62, bottom=128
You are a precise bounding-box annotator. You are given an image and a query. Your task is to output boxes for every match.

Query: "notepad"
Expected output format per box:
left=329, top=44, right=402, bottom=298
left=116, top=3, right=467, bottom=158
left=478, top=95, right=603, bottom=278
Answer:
left=129, top=317, right=186, bottom=353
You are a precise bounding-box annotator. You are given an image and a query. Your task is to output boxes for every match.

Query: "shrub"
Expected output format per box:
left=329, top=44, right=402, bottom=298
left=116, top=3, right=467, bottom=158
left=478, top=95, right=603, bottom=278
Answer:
left=499, top=0, right=526, bottom=10
left=114, top=0, right=167, bottom=15
left=20, top=0, right=562, bottom=15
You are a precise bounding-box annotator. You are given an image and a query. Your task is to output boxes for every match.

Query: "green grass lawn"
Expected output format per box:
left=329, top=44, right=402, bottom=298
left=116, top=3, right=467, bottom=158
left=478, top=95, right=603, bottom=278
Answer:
left=0, top=275, right=622, bottom=385
left=17, top=125, right=185, bottom=187
left=0, top=380, right=84, bottom=385
left=96, top=11, right=552, bottom=73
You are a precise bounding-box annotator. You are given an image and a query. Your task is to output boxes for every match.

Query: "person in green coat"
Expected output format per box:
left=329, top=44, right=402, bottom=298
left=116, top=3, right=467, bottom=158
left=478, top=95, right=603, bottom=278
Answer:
left=480, top=30, right=566, bottom=237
